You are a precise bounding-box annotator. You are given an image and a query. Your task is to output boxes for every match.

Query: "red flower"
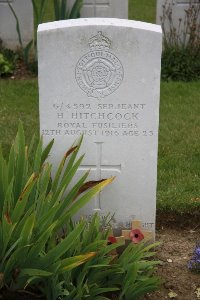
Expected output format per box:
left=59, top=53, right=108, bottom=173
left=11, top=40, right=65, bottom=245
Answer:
left=129, top=229, right=144, bottom=244
left=108, top=236, right=117, bottom=244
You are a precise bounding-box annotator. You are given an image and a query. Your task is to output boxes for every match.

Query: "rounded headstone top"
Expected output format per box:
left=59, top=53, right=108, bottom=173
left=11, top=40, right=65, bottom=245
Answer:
left=38, top=18, right=162, bottom=34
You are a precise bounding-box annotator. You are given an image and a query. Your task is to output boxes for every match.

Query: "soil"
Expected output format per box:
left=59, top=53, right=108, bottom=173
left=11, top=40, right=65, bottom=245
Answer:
left=13, top=59, right=37, bottom=80
left=142, top=226, right=200, bottom=300
left=0, top=290, right=45, bottom=300
left=1, top=58, right=36, bottom=80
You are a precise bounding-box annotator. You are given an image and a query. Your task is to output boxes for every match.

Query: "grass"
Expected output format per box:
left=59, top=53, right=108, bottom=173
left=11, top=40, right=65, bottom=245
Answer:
left=158, top=82, right=200, bottom=214
left=129, top=0, right=156, bottom=23
left=0, top=80, right=39, bottom=152
left=1, top=79, right=200, bottom=216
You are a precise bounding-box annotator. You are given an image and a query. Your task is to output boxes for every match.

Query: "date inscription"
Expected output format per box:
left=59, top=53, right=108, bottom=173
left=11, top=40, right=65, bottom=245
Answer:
left=41, top=101, right=155, bottom=138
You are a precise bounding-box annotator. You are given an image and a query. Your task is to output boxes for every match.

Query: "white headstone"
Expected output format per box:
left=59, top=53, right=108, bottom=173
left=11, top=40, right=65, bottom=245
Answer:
left=67, top=0, right=128, bottom=19
left=157, top=0, right=200, bottom=42
left=38, top=18, right=162, bottom=235
left=0, top=0, right=33, bottom=49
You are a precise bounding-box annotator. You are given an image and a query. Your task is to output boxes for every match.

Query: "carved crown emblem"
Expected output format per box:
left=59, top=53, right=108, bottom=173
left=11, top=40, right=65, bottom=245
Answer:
left=75, top=31, right=123, bottom=100
left=89, top=31, right=111, bottom=51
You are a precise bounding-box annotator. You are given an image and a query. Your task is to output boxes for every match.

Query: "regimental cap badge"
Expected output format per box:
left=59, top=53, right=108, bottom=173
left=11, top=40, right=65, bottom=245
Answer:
left=89, top=31, right=111, bottom=51
left=75, top=31, right=124, bottom=100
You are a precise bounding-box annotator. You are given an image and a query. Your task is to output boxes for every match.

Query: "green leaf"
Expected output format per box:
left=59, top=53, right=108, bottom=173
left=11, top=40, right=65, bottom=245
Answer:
left=68, top=177, right=115, bottom=217
left=51, top=145, right=78, bottom=193
left=18, top=213, right=35, bottom=247
left=90, top=287, right=119, bottom=297
left=20, top=268, right=53, bottom=277
left=3, top=178, right=14, bottom=213
left=23, top=40, right=33, bottom=66
left=31, top=0, right=39, bottom=27
left=8, top=144, right=15, bottom=183
left=53, top=154, right=85, bottom=203
left=11, top=173, right=37, bottom=223
left=61, top=0, right=67, bottom=19
left=0, top=147, right=8, bottom=210
left=93, top=297, right=111, bottom=300
left=13, top=122, right=26, bottom=201
left=54, top=170, right=89, bottom=220
left=54, top=0, right=60, bottom=20
left=33, top=138, right=42, bottom=173
left=63, top=134, right=83, bottom=176
left=41, top=222, right=85, bottom=268
left=60, top=252, right=96, bottom=272
left=55, top=177, right=115, bottom=230
left=38, top=0, right=48, bottom=24
left=69, top=0, right=83, bottom=18
left=26, top=222, right=57, bottom=264
left=7, top=0, right=24, bottom=48
left=27, top=133, right=36, bottom=158
left=4, top=244, right=32, bottom=276
left=0, top=238, right=21, bottom=268
left=41, top=138, right=54, bottom=166
left=1, top=214, right=16, bottom=258
left=121, top=263, right=139, bottom=298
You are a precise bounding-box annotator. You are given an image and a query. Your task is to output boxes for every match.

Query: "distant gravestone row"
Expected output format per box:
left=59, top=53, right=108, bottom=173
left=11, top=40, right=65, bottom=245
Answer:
left=156, top=0, right=200, bottom=42
left=0, top=0, right=128, bottom=49
left=68, top=0, right=128, bottom=18
left=0, top=0, right=33, bottom=49
left=38, top=18, right=162, bottom=236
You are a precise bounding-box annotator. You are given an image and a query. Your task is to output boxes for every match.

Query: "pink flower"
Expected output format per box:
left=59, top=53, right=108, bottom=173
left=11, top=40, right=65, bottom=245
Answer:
left=129, top=229, right=144, bottom=244
left=108, top=236, right=117, bottom=244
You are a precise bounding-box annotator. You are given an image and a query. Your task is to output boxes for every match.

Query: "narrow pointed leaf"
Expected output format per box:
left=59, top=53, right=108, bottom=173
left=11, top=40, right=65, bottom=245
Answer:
left=18, top=213, right=35, bottom=247
left=12, top=173, right=37, bottom=223
left=54, top=170, right=89, bottom=220
left=41, top=138, right=54, bottom=166
left=68, top=177, right=115, bottom=217
left=41, top=222, right=85, bottom=267
left=60, top=252, right=96, bottom=272
left=69, top=0, right=83, bottom=18
left=20, top=268, right=53, bottom=277
left=14, top=122, right=26, bottom=200
left=51, top=145, right=78, bottom=193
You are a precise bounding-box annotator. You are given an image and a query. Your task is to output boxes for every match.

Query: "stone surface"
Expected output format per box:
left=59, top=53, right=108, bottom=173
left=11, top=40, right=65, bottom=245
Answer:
left=0, top=0, right=33, bottom=49
left=38, top=18, right=162, bottom=234
left=156, top=0, right=200, bottom=42
left=67, top=0, right=128, bottom=19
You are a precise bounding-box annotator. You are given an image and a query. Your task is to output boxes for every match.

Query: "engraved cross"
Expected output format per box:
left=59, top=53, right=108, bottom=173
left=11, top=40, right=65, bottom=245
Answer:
left=79, top=142, right=121, bottom=211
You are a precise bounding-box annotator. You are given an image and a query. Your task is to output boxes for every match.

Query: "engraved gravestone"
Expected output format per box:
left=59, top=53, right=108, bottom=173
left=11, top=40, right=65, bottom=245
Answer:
left=67, top=0, right=128, bottom=19
left=38, top=18, right=162, bottom=235
left=0, top=0, right=33, bottom=49
left=156, top=0, right=200, bottom=42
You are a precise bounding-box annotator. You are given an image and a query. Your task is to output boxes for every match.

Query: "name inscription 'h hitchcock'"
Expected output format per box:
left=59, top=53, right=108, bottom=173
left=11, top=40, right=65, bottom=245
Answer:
left=75, top=31, right=124, bottom=100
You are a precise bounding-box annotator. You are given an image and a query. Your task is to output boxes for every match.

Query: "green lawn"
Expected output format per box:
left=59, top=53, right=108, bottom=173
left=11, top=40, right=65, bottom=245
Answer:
left=129, top=0, right=156, bottom=23
left=0, top=80, right=39, bottom=152
left=158, top=82, right=200, bottom=214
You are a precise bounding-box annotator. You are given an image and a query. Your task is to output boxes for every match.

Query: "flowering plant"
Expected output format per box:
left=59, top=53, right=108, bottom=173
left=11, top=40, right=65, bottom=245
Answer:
left=188, top=241, right=200, bottom=273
